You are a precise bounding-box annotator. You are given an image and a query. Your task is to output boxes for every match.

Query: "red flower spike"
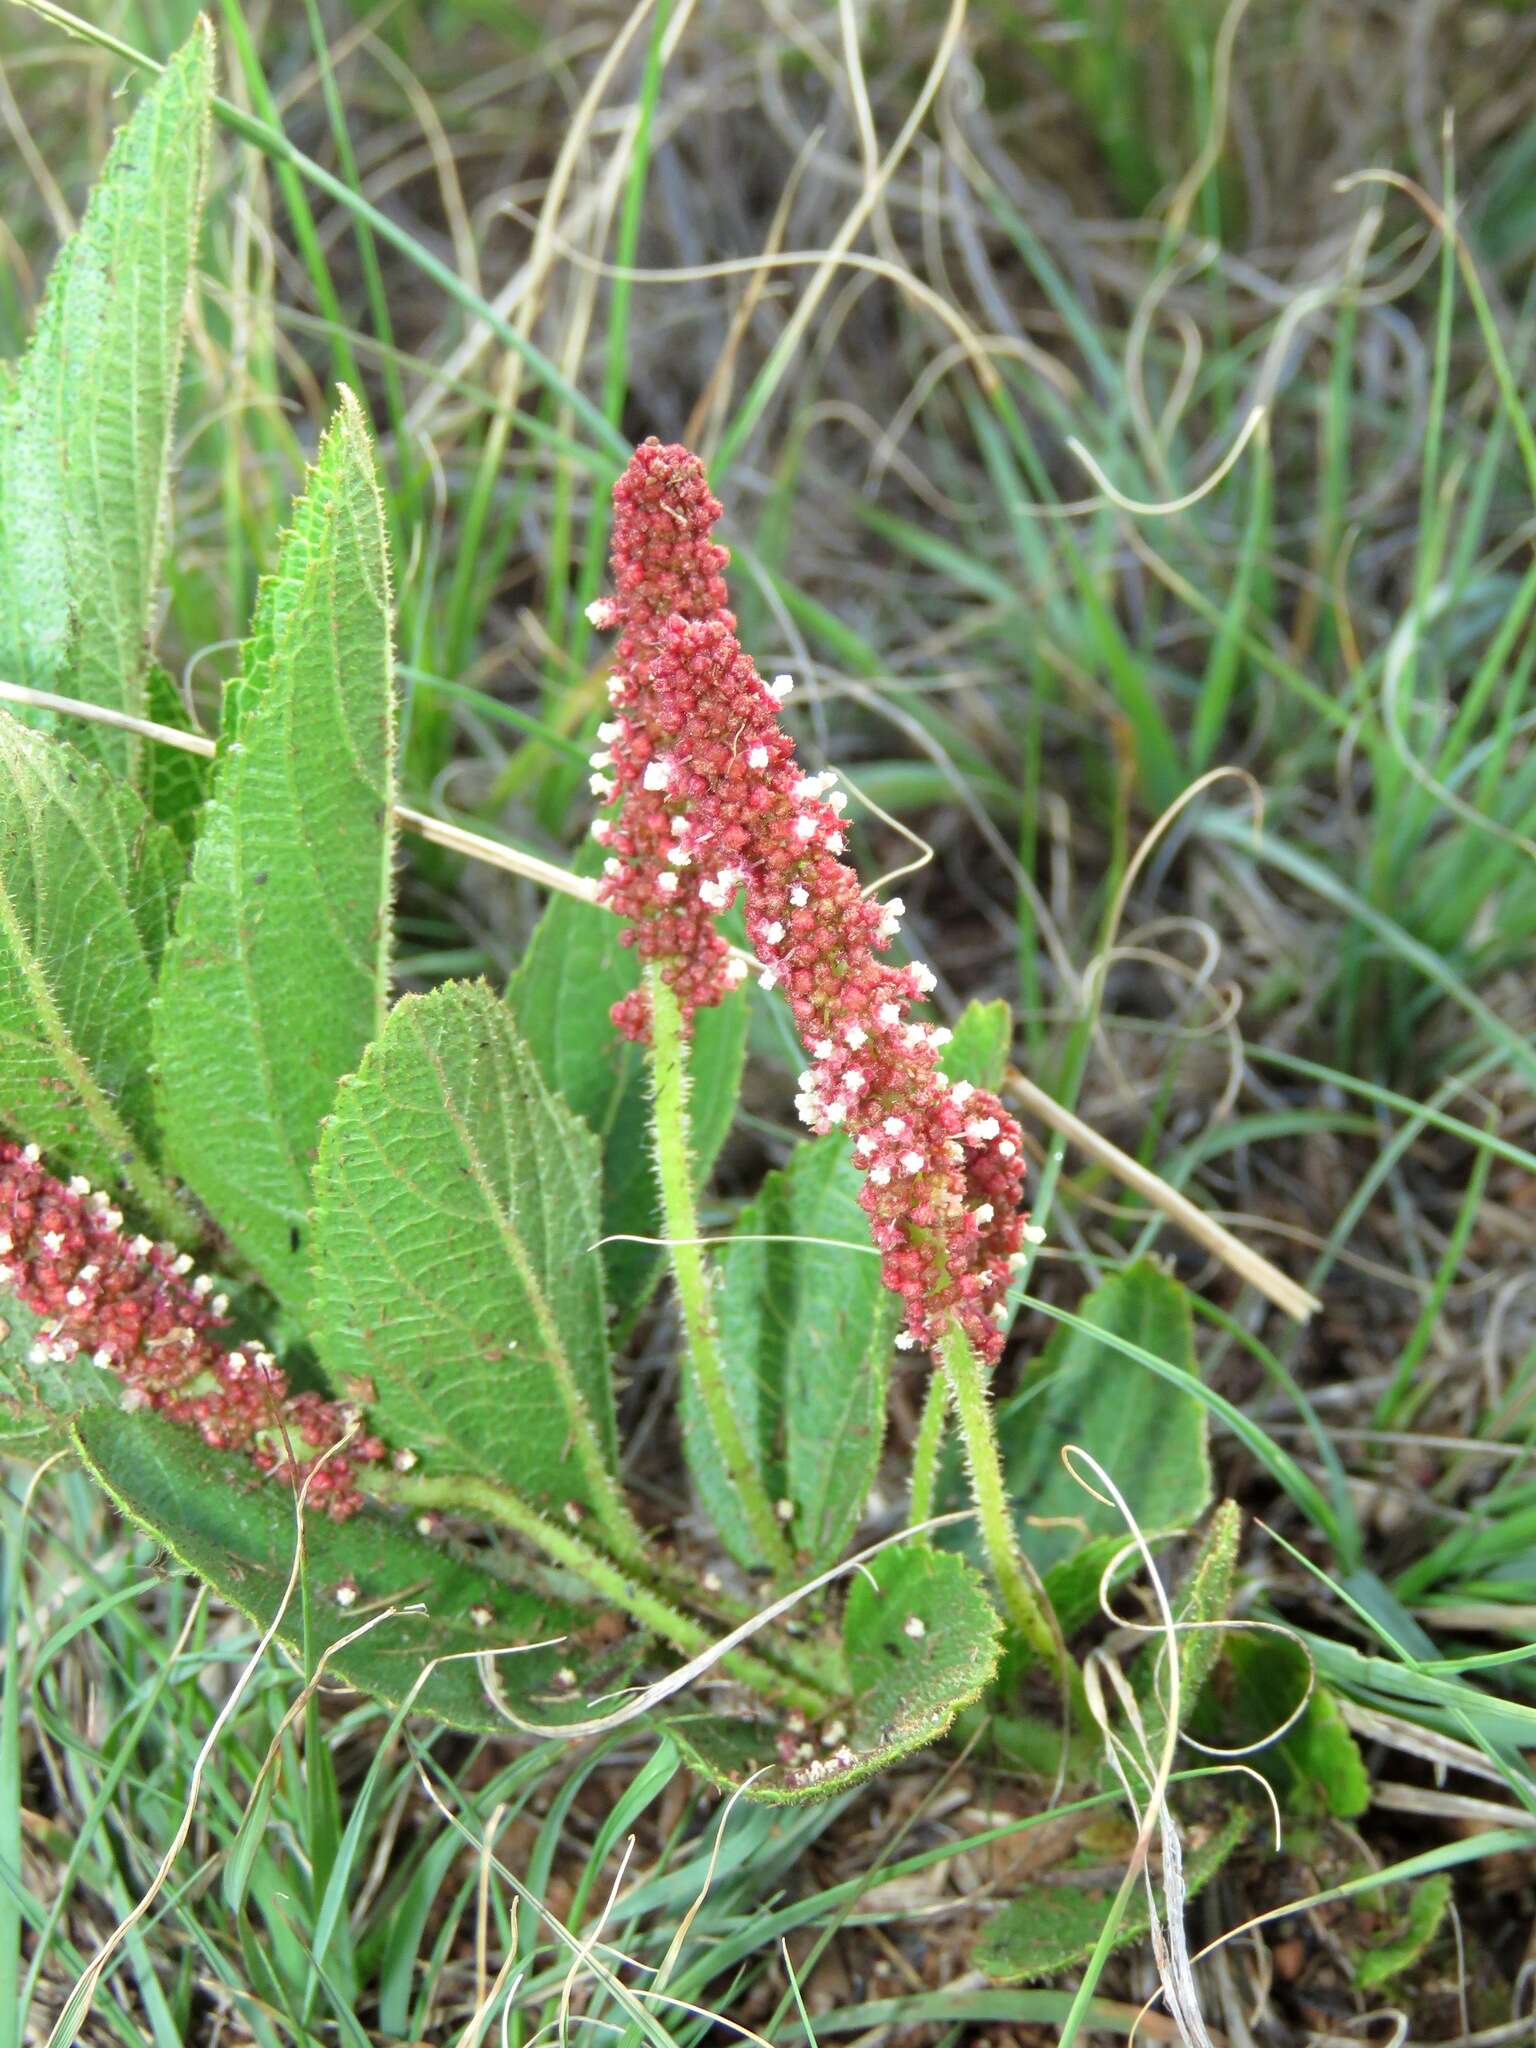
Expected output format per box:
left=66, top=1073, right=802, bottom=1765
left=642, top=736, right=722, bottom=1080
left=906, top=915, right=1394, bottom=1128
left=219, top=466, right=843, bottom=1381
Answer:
left=588, top=438, right=745, bottom=1040
left=0, top=1142, right=383, bottom=1518
left=589, top=442, right=1028, bottom=1362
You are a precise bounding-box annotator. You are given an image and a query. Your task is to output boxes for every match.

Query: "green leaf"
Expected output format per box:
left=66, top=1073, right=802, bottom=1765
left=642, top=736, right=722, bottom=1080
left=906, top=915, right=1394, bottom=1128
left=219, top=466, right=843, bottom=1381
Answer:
left=946, top=999, right=1012, bottom=1092
left=973, top=1807, right=1249, bottom=1982
left=142, top=665, right=211, bottom=846
left=690, top=1135, right=891, bottom=1569
left=1203, top=1633, right=1370, bottom=1819
left=1353, top=1873, right=1451, bottom=1990
left=1136, top=1499, right=1243, bottom=1729
left=73, top=1408, right=620, bottom=1733
left=0, top=24, right=213, bottom=778
left=154, top=394, right=397, bottom=1314
left=0, top=1292, right=114, bottom=1456
left=0, top=715, right=182, bottom=1202
left=995, top=1261, right=1211, bottom=1607
left=310, top=980, right=621, bottom=1522
left=508, top=884, right=745, bottom=1316
left=669, top=1546, right=1001, bottom=1802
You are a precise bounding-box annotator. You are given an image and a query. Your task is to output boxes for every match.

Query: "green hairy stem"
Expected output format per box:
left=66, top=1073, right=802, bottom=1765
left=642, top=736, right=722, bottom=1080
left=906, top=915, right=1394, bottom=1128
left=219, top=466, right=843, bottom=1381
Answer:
left=938, top=1319, right=1067, bottom=1679
left=645, top=967, right=796, bottom=1580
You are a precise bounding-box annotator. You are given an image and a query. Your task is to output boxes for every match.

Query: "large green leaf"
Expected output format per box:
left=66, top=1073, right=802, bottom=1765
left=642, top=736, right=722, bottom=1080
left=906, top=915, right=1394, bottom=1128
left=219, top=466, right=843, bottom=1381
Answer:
left=973, top=1807, right=1249, bottom=1982
left=994, top=1261, right=1212, bottom=1629
left=0, top=24, right=213, bottom=779
left=508, top=884, right=746, bottom=1317
left=669, top=1546, right=1001, bottom=1802
left=74, top=1409, right=618, bottom=1733
left=310, top=980, right=620, bottom=1521
left=154, top=394, right=396, bottom=1314
left=689, top=1135, right=892, bottom=1569
left=0, top=1292, right=114, bottom=1457
left=0, top=715, right=182, bottom=1199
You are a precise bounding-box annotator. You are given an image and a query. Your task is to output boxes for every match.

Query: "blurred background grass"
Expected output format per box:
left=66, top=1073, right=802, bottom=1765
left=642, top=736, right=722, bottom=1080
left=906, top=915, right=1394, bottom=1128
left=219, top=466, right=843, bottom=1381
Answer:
left=5, top=0, right=1536, bottom=2041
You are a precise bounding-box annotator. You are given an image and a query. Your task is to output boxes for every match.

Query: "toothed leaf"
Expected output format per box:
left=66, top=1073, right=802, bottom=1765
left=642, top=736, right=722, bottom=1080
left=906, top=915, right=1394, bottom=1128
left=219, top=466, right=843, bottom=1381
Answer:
left=0, top=24, right=213, bottom=778
left=154, top=396, right=397, bottom=1315
left=310, top=980, right=621, bottom=1521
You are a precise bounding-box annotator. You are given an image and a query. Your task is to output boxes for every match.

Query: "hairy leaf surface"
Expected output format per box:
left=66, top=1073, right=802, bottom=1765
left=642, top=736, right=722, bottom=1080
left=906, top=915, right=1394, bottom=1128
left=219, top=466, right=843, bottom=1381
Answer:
left=74, top=1408, right=616, bottom=1732
left=154, top=395, right=396, bottom=1313
left=0, top=25, right=212, bottom=778
left=509, top=884, right=745, bottom=1317
left=0, top=1293, right=113, bottom=1456
left=670, top=1546, right=1000, bottom=1802
left=996, top=1261, right=1211, bottom=1626
left=973, top=1807, right=1249, bottom=1982
left=688, top=1134, right=891, bottom=1569
left=0, top=715, right=181, bottom=1194
left=311, top=980, right=620, bottom=1519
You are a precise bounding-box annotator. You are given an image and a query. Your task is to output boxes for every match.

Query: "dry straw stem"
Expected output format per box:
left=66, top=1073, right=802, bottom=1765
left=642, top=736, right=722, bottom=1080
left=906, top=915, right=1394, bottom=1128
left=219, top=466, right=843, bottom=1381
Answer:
left=0, top=678, right=1317, bottom=1323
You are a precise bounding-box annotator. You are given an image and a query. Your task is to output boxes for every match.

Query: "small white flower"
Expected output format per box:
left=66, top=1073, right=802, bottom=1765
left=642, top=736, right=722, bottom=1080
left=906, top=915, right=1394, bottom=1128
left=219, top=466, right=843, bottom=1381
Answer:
left=842, top=1067, right=866, bottom=1093
left=877, top=1002, right=901, bottom=1027
left=855, top=1134, right=879, bottom=1157
left=656, top=871, right=679, bottom=896
left=92, top=1348, right=114, bottom=1370
left=469, top=1603, right=494, bottom=1630
left=826, top=832, right=844, bottom=853
left=793, top=814, right=818, bottom=842
left=671, top=815, right=689, bottom=836
left=824, top=1100, right=847, bottom=1124
left=588, top=749, right=613, bottom=771
left=589, top=773, right=615, bottom=799
left=334, top=1580, right=359, bottom=1609
left=585, top=597, right=619, bottom=628
left=998, top=1139, right=1017, bottom=1159
left=393, top=1448, right=419, bottom=1472
left=759, top=966, right=779, bottom=991
left=603, top=857, right=621, bottom=878
left=590, top=817, right=612, bottom=844
left=813, top=1038, right=836, bottom=1060
left=775, top=1497, right=795, bottom=1522
left=951, top=1080, right=975, bottom=1107
left=1023, top=1222, right=1047, bottom=1244
left=748, top=744, right=769, bottom=769
left=68, top=1175, right=91, bottom=1197
left=192, top=1273, right=214, bottom=1297
left=967, top=1117, right=1001, bottom=1143
left=22, top=1144, right=40, bottom=1163
left=129, top=1234, right=153, bottom=1259
left=883, top=1116, right=905, bottom=1138
left=763, top=920, right=785, bottom=946
left=64, top=1286, right=86, bottom=1308
left=930, top=1026, right=953, bottom=1048
left=791, top=775, right=821, bottom=802
left=642, top=758, right=672, bottom=793
left=828, top=791, right=847, bottom=812
left=666, top=844, right=690, bottom=867
left=910, top=962, right=937, bottom=993
left=869, top=1165, right=891, bottom=1186
left=789, top=885, right=809, bottom=907
left=0, top=1233, right=10, bottom=1256
left=40, top=1231, right=63, bottom=1253
left=894, top=1331, right=917, bottom=1351
left=724, top=956, right=749, bottom=985
left=901, top=1150, right=924, bottom=1175
left=974, top=1203, right=995, bottom=1225
left=903, top=1614, right=927, bottom=1640
left=844, top=1024, right=867, bottom=1048
left=770, top=673, right=794, bottom=699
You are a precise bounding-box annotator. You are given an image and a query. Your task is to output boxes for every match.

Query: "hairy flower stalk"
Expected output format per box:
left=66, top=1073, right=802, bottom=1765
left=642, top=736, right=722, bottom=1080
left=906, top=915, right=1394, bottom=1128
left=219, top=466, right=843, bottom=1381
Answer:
left=590, top=440, right=1060, bottom=1664
left=0, top=1141, right=383, bottom=1518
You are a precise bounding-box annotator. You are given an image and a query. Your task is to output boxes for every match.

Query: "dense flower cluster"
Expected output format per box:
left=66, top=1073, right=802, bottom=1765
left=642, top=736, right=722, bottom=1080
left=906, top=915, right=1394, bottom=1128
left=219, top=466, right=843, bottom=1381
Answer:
left=589, top=440, right=1028, bottom=1361
left=0, top=1142, right=382, bottom=1517
left=588, top=440, right=744, bottom=1039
